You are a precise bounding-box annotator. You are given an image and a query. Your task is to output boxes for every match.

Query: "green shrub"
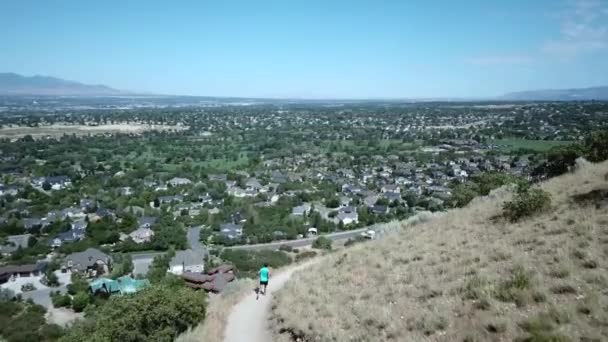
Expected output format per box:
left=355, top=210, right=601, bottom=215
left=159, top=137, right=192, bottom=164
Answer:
left=503, top=185, right=551, bottom=222
left=312, top=236, right=333, bottom=250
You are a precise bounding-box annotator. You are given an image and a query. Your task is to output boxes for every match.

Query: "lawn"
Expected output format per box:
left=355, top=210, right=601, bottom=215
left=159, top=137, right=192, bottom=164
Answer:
left=492, top=139, right=574, bottom=152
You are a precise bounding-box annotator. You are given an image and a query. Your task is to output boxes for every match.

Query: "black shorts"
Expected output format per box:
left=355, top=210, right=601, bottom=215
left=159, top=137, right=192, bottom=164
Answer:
left=260, top=280, right=268, bottom=286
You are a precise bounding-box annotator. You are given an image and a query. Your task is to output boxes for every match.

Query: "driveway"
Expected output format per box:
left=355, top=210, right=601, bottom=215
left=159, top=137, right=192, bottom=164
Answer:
left=131, top=252, right=166, bottom=276
left=2, top=270, right=71, bottom=309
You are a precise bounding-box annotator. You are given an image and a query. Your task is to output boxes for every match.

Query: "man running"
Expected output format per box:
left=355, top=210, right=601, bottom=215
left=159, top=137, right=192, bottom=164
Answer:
left=259, top=263, right=270, bottom=296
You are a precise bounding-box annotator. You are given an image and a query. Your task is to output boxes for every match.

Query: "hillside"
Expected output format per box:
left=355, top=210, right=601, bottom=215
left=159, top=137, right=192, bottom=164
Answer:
left=0, top=72, right=127, bottom=96
left=272, top=160, right=608, bottom=341
left=503, top=86, right=608, bottom=101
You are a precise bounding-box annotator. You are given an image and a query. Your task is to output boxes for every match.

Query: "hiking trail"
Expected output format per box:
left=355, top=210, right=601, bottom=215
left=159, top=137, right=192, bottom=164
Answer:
left=224, top=260, right=317, bottom=342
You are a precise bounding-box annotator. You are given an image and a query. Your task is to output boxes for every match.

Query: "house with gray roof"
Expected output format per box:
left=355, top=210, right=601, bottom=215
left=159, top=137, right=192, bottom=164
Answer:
left=168, top=177, right=192, bottom=187
left=220, top=223, right=243, bottom=240
left=63, top=248, right=112, bottom=275
left=291, top=203, right=312, bottom=216
left=168, top=249, right=204, bottom=275
left=0, top=234, right=31, bottom=256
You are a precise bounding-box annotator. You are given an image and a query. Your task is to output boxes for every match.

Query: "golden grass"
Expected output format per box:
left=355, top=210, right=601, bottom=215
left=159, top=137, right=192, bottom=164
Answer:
left=176, top=278, right=255, bottom=342
left=272, top=160, right=608, bottom=341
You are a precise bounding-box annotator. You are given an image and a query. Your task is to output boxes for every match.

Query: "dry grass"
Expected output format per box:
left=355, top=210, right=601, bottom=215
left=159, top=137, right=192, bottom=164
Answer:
left=176, top=278, right=255, bottom=342
left=272, top=160, right=608, bottom=341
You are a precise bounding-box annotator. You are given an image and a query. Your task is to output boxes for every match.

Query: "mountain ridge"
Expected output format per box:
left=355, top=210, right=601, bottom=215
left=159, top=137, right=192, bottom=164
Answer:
left=503, top=86, right=608, bottom=101
left=0, top=72, right=129, bottom=96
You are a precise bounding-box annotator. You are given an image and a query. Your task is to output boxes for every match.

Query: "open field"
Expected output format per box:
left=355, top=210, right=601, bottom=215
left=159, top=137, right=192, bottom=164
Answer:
left=492, top=138, right=575, bottom=152
left=0, top=123, right=188, bottom=139
left=272, top=160, right=608, bottom=341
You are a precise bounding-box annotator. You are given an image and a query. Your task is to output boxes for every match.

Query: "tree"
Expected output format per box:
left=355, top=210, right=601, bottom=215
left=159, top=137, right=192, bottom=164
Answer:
left=326, top=197, right=340, bottom=208
left=61, top=285, right=206, bottom=342
left=42, top=182, right=52, bottom=191
left=584, top=130, right=608, bottom=162
left=71, top=292, right=90, bottom=312
left=43, top=270, right=60, bottom=287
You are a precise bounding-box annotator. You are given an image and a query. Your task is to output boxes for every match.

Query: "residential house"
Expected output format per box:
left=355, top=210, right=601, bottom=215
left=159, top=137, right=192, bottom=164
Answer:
left=181, top=264, right=235, bottom=293
left=337, top=206, right=359, bottom=225
left=339, top=196, right=352, bottom=207
left=50, top=226, right=86, bottom=248
left=0, top=263, right=46, bottom=285
left=219, top=223, right=243, bottom=240
left=382, top=191, right=402, bottom=204
left=158, top=195, right=184, bottom=204
left=79, top=198, right=96, bottom=211
left=32, top=176, right=71, bottom=190
left=291, top=203, right=312, bottom=216
left=0, top=184, right=21, bottom=196
left=61, top=207, right=86, bottom=220
left=371, top=205, right=389, bottom=215
left=63, top=248, right=112, bottom=275
left=381, top=184, right=401, bottom=193
left=245, top=178, right=262, bottom=192
left=168, top=249, right=205, bottom=275
left=89, top=275, right=150, bottom=296
left=168, top=177, right=192, bottom=187
left=0, top=234, right=31, bottom=256
left=23, top=218, right=45, bottom=231
left=208, top=174, right=227, bottom=182
left=128, top=227, right=155, bottom=244
left=363, top=194, right=379, bottom=208
left=120, top=187, right=134, bottom=196
left=270, top=170, right=288, bottom=184
left=138, top=216, right=157, bottom=229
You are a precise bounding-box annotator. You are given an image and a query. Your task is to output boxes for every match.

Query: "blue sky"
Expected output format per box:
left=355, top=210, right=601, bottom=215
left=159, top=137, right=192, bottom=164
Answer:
left=1, top=0, right=607, bottom=98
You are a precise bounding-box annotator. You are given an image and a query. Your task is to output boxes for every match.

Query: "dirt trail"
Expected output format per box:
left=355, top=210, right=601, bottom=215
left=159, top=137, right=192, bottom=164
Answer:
left=224, top=260, right=317, bottom=342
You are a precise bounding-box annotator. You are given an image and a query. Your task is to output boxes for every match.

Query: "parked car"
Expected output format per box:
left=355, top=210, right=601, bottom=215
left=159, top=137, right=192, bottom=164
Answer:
left=361, top=229, right=376, bottom=240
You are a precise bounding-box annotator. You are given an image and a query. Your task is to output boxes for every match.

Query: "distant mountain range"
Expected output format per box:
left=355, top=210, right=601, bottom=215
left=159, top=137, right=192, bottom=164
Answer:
left=0, top=73, right=128, bottom=96
left=503, top=86, right=608, bottom=101
left=1, top=72, right=607, bottom=100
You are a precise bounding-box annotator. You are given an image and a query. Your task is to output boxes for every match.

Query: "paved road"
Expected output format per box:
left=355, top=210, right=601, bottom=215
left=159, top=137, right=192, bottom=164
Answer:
left=187, top=226, right=207, bottom=258
left=226, top=227, right=371, bottom=251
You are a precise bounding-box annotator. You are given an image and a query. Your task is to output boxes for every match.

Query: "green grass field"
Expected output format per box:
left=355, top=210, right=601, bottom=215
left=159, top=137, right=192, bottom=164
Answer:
left=492, top=139, right=574, bottom=152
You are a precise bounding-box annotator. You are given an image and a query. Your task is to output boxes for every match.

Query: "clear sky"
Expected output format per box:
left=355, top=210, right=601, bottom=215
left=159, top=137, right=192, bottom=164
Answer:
left=1, top=0, right=607, bottom=98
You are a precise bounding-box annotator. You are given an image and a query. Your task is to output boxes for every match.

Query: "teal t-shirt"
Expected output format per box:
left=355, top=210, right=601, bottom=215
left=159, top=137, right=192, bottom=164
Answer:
left=260, top=267, right=269, bottom=282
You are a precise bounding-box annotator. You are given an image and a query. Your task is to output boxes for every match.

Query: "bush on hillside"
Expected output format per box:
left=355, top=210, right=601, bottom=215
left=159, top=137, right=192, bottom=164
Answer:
left=220, top=249, right=292, bottom=278
left=294, top=250, right=317, bottom=262
left=450, top=172, right=524, bottom=208
left=503, top=185, right=551, bottom=222
left=278, top=245, right=293, bottom=252
left=60, top=285, right=206, bottom=342
left=312, top=236, right=332, bottom=250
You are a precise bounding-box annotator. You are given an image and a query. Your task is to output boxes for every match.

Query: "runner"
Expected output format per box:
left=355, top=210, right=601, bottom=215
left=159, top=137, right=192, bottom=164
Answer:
left=259, top=263, right=270, bottom=296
